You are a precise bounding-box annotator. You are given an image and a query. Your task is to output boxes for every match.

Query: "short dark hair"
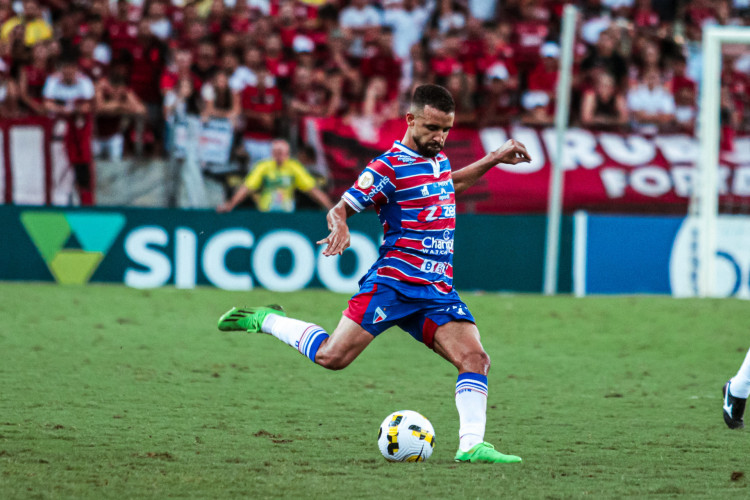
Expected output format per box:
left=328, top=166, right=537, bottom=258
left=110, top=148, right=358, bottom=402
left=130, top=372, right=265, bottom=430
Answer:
left=411, top=84, right=455, bottom=114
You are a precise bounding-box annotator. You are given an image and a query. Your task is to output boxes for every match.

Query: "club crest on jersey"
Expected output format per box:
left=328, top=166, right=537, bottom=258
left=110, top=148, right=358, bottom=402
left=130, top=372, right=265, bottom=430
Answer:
left=357, top=171, right=374, bottom=189
left=373, top=307, right=387, bottom=323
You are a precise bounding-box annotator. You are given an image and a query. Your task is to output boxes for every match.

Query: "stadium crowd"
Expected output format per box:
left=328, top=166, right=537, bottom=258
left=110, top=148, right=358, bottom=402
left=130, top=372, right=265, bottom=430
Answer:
left=0, top=0, right=749, bottom=203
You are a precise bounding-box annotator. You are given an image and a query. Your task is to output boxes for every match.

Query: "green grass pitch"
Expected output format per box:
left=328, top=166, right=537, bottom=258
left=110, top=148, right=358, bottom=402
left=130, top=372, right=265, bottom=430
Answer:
left=0, top=282, right=748, bottom=498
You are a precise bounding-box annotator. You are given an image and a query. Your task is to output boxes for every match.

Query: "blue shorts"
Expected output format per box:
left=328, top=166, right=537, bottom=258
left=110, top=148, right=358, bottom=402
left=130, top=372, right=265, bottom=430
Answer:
left=342, top=280, right=475, bottom=349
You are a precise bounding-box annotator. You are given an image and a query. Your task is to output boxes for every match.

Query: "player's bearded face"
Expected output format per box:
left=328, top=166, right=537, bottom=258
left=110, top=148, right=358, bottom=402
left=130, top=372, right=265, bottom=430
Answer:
left=410, top=107, right=454, bottom=158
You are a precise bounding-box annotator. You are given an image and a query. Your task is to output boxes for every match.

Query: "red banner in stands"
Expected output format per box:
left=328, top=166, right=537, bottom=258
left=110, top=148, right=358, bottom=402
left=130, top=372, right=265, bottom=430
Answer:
left=307, top=117, right=750, bottom=214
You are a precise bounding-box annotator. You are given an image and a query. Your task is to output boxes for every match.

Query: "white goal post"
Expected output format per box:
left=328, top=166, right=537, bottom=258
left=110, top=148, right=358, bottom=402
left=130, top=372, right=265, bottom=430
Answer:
left=694, top=25, right=750, bottom=298
left=543, top=4, right=577, bottom=295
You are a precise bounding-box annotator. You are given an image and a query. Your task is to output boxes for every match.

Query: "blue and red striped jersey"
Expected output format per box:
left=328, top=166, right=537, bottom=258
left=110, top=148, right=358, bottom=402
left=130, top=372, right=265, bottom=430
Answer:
left=342, top=141, right=457, bottom=297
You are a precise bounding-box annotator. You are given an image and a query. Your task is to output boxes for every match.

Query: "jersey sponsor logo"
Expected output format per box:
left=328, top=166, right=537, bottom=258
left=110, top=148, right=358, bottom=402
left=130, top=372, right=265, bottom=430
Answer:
left=421, top=185, right=430, bottom=197
left=373, top=306, right=388, bottom=323
left=419, top=258, right=448, bottom=275
left=417, top=204, right=455, bottom=222
left=396, top=155, right=416, bottom=164
left=422, top=233, right=454, bottom=255
left=357, top=171, right=374, bottom=189
left=362, top=175, right=391, bottom=201
left=439, top=188, right=450, bottom=201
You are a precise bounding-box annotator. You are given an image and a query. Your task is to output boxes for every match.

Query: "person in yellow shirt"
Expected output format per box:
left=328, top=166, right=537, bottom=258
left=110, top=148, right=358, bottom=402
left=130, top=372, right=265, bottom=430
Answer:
left=0, top=0, right=53, bottom=46
left=218, top=139, right=333, bottom=213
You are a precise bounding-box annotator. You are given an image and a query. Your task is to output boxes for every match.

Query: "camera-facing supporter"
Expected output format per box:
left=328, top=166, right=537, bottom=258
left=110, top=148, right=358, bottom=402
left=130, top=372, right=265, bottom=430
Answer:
left=1, top=0, right=52, bottom=47
left=0, top=64, right=20, bottom=116
left=626, top=66, right=676, bottom=134
left=581, top=30, right=629, bottom=89
left=477, top=61, right=518, bottom=127
left=17, top=41, right=48, bottom=114
left=78, top=35, right=108, bottom=83
left=445, top=71, right=476, bottom=126
left=339, top=0, right=382, bottom=57
left=94, top=72, right=146, bottom=161
left=579, top=71, right=629, bottom=130
left=201, top=69, right=241, bottom=126
left=43, top=55, right=95, bottom=205
left=382, top=0, right=432, bottom=60
left=241, top=65, right=283, bottom=168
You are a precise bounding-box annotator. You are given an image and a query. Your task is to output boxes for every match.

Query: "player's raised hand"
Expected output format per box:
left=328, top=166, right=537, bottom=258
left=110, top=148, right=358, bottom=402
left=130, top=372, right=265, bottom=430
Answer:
left=317, top=201, right=351, bottom=256
left=489, top=139, right=532, bottom=165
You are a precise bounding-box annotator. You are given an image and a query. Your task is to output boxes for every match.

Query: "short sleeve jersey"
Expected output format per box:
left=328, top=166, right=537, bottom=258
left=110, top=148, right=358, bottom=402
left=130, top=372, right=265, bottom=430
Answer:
left=343, top=141, right=456, bottom=297
left=42, top=73, right=95, bottom=106
left=244, top=158, right=317, bottom=212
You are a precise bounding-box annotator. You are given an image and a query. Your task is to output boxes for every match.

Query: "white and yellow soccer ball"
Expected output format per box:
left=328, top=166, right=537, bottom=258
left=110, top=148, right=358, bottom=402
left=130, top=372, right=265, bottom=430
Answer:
left=377, top=410, right=435, bottom=462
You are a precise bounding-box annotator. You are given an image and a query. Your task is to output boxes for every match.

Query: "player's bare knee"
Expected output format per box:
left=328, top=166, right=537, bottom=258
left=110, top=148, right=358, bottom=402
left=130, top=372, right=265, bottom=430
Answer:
left=460, top=350, right=491, bottom=375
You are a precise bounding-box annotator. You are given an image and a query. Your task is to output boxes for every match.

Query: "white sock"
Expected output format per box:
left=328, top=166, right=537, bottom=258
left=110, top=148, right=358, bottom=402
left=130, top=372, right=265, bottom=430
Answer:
left=455, top=373, right=488, bottom=452
left=261, top=314, right=329, bottom=362
left=730, top=348, right=750, bottom=399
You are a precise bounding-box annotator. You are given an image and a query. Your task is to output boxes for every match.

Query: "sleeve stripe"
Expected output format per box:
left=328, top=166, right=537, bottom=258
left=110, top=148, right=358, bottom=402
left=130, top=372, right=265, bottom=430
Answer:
left=342, top=192, right=364, bottom=212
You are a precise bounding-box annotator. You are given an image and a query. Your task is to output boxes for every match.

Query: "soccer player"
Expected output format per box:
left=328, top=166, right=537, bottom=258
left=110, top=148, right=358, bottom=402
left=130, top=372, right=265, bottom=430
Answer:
left=218, top=84, right=531, bottom=463
left=723, top=348, right=750, bottom=429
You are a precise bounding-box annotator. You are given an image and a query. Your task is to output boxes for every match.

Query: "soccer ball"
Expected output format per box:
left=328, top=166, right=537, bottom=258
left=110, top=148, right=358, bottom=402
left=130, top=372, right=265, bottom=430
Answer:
left=377, top=410, right=435, bottom=462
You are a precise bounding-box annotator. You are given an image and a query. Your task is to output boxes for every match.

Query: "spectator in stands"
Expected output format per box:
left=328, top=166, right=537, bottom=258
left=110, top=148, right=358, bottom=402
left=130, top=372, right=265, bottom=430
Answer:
left=289, top=64, right=335, bottom=119
left=106, top=0, right=138, bottom=62
left=580, top=72, right=629, bottom=130
left=581, top=30, right=628, bottom=89
left=527, top=41, right=560, bottom=106
left=445, top=72, right=476, bottom=126
left=626, top=67, right=675, bottom=134
left=434, top=0, right=467, bottom=35
left=361, top=27, right=402, bottom=100
left=201, top=70, right=240, bottom=127
left=18, top=41, right=49, bottom=115
left=128, top=18, right=167, bottom=149
left=264, top=32, right=295, bottom=88
left=632, top=0, right=661, bottom=31
left=191, top=38, right=218, bottom=87
left=510, top=0, right=551, bottom=70
left=339, top=0, right=382, bottom=58
left=217, top=138, right=333, bottom=213
left=161, top=48, right=200, bottom=96
left=163, top=76, right=200, bottom=123
left=241, top=65, right=283, bottom=168
left=382, top=0, right=432, bottom=60
left=1, top=0, right=53, bottom=47
left=94, top=72, right=146, bottom=161
left=231, top=45, right=270, bottom=92
left=43, top=55, right=96, bottom=205
left=351, top=75, right=399, bottom=142
left=629, top=38, right=664, bottom=87
left=0, top=67, right=20, bottom=116
left=469, top=0, right=498, bottom=22
left=78, top=35, right=108, bottom=82
left=478, top=61, right=518, bottom=127
left=429, top=33, right=463, bottom=86
left=520, top=90, right=554, bottom=127
left=673, top=83, right=697, bottom=134
left=145, top=0, right=172, bottom=42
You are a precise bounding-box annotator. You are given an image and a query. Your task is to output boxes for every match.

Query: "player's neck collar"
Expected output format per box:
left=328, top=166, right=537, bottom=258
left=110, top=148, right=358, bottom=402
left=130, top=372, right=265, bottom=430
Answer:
left=393, top=141, right=421, bottom=158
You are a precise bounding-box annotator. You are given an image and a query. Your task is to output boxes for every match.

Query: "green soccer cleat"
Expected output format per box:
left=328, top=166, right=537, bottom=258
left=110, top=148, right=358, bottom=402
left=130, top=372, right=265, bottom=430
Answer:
left=454, top=442, right=522, bottom=464
left=217, top=305, right=286, bottom=333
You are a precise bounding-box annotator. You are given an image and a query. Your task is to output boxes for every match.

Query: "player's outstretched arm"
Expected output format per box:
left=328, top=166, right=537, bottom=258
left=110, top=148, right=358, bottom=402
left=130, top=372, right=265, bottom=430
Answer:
left=317, top=199, right=357, bottom=256
left=452, top=139, right=531, bottom=195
